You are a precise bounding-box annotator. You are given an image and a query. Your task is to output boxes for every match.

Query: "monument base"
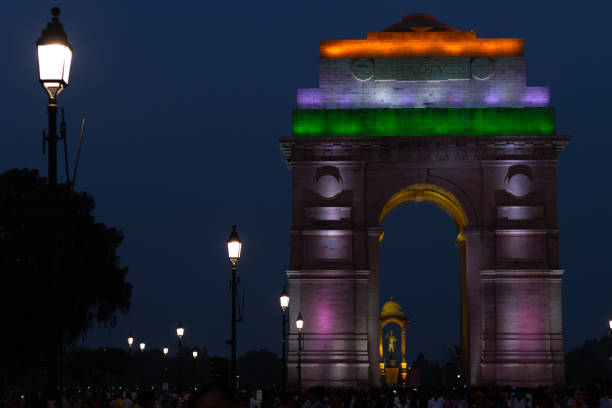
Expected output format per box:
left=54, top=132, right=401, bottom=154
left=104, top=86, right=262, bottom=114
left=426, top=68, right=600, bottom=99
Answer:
left=385, top=367, right=399, bottom=385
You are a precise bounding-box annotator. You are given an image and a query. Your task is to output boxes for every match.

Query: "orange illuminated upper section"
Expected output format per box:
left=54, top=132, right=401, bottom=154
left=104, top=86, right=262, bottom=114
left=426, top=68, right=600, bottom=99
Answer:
left=320, top=15, right=524, bottom=58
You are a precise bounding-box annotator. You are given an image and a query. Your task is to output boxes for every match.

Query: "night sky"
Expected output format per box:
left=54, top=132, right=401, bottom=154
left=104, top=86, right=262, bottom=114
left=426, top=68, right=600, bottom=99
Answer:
left=3, top=0, right=611, bottom=362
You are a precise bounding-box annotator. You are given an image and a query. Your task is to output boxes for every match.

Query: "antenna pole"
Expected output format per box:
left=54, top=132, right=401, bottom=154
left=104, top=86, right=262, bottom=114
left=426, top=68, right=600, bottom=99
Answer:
left=72, top=118, right=86, bottom=187
left=60, top=108, right=71, bottom=186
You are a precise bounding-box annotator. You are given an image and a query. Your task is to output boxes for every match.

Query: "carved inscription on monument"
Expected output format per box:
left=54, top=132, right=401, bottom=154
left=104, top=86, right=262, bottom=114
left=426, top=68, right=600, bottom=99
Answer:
left=373, top=57, right=471, bottom=81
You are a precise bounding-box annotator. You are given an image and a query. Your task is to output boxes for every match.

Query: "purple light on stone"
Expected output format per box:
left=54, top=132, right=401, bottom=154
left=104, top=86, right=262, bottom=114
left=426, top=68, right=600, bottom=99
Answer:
left=521, top=87, right=549, bottom=106
left=484, top=89, right=502, bottom=106
left=446, top=89, right=465, bottom=106
left=401, top=91, right=414, bottom=107
left=375, top=89, right=394, bottom=106
left=297, top=89, right=323, bottom=108
left=335, top=92, right=355, bottom=108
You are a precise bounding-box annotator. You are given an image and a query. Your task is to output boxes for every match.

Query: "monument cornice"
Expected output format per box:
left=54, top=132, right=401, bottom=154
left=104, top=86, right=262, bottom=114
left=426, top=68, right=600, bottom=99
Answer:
left=279, top=135, right=570, bottom=166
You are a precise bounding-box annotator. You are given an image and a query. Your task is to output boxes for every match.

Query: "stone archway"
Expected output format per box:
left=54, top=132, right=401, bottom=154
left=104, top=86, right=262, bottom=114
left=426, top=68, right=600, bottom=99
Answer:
left=280, top=14, right=568, bottom=388
left=377, top=184, right=470, bottom=383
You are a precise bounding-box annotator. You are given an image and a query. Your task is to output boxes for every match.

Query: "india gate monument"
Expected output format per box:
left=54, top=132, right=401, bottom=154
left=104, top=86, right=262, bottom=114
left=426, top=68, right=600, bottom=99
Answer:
left=279, top=14, right=568, bottom=387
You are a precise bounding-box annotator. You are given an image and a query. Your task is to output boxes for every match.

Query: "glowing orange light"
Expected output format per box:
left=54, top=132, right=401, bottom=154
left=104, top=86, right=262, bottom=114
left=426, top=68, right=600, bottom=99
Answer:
left=401, top=362, right=407, bottom=369
left=320, top=31, right=523, bottom=58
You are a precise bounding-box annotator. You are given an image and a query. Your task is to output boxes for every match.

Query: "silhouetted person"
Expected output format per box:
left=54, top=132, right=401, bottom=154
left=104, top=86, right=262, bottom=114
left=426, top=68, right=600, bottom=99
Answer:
left=189, top=387, right=233, bottom=408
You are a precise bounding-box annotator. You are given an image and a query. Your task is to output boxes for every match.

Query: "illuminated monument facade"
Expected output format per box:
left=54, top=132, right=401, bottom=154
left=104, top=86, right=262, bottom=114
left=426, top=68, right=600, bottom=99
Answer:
left=279, top=14, right=568, bottom=387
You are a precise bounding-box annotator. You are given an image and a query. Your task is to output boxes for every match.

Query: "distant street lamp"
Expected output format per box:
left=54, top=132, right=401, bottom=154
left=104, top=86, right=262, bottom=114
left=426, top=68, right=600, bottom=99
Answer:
left=227, top=225, right=242, bottom=393
left=162, top=347, right=169, bottom=384
left=36, top=7, right=72, bottom=405
left=128, top=334, right=134, bottom=355
left=296, top=313, right=304, bottom=391
left=192, top=347, right=199, bottom=386
left=177, top=322, right=184, bottom=391
left=127, top=334, right=135, bottom=386
left=137, top=341, right=145, bottom=386
left=280, top=286, right=290, bottom=392
left=609, top=319, right=612, bottom=336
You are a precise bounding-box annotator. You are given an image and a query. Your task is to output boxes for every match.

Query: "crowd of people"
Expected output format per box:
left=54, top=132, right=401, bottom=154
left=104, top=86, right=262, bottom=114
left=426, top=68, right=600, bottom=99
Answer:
left=2, top=385, right=611, bottom=408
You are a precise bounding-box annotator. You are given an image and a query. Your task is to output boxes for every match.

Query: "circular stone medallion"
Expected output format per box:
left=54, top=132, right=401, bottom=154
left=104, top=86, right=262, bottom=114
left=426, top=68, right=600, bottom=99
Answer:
left=352, top=58, right=374, bottom=81
left=471, top=58, right=493, bottom=80
left=316, top=174, right=342, bottom=198
left=506, top=173, right=532, bottom=197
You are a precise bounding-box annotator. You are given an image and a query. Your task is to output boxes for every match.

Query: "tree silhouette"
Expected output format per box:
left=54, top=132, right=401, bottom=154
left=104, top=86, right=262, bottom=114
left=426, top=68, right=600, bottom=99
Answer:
left=0, top=168, right=131, bottom=385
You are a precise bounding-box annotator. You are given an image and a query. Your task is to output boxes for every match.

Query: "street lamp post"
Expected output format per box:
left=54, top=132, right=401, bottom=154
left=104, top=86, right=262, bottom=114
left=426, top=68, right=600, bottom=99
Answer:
left=162, top=347, right=169, bottom=384
left=192, top=348, right=199, bottom=386
left=128, top=334, right=134, bottom=386
left=280, top=287, right=290, bottom=392
left=296, top=313, right=304, bottom=391
left=128, top=335, right=134, bottom=355
left=227, top=225, right=242, bottom=393
left=139, top=341, right=145, bottom=387
left=36, top=8, right=72, bottom=405
left=177, top=322, right=184, bottom=391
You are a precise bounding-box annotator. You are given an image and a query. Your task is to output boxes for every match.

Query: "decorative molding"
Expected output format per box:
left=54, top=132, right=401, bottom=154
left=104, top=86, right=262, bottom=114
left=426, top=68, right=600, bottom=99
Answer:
left=279, top=135, right=570, bottom=166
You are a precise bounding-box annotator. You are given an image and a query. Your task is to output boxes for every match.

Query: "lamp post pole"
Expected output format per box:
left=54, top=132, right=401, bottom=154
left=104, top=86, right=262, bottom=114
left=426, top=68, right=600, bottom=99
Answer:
left=128, top=335, right=134, bottom=386
left=177, top=323, right=184, bottom=391
left=280, top=287, right=290, bottom=392
left=296, top=313, right=304, bottom=391
left=139, top=341, right=146, bottom=387
left=162, top=347, right=169, bottom=385
left=46, top=93, right=59, bottom=407
left=227, top=226, right=242, bottom=394
left=36, top=8, right=73, bottom=406
left=231, top=261, right=237, bottom=391
left=192, top=348, right=199, bottom=386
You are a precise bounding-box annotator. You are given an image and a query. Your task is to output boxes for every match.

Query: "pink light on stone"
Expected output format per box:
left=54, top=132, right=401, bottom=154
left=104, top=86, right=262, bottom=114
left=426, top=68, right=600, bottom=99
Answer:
left=315, top=305, right=333, bottom=334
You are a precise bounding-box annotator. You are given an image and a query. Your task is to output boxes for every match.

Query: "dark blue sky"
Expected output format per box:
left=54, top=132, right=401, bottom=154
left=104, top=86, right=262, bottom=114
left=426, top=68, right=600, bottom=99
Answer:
left=2, top=0, right=611, bottom=362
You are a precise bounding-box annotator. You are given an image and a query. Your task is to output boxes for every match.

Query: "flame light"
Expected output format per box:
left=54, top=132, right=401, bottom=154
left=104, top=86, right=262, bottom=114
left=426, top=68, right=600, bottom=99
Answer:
left=320, top=32, right=523, bottom=59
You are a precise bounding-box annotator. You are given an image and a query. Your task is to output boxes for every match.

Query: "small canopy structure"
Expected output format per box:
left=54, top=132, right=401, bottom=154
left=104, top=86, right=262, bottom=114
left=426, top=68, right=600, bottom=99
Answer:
left=379, top=297, right=410, bottom=384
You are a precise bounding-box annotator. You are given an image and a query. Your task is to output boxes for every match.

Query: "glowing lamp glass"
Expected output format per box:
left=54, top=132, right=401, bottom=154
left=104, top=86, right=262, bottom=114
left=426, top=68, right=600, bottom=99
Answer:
left=37, top=44, right=72, bottom=98
left=139, top=342, right=145, bottom=352
left=127, top=336, right=134, bottom=346
left=227, top=225, right=242, bottom=263
left=163, top=347, right=169, bottom=356
left=192, top=350, right=198, bottom=359
left=177, top=323, right=184, bottom=338
left=280, top=287, right=290, bottom=311
left=296, top=313, right=304, bottom=331
left=609, top=319, right=612, bottom=330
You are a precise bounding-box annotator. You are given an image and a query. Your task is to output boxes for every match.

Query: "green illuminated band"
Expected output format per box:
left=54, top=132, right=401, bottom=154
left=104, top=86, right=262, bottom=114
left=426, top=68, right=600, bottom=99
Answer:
left=292, top=108, right=555, bottom=137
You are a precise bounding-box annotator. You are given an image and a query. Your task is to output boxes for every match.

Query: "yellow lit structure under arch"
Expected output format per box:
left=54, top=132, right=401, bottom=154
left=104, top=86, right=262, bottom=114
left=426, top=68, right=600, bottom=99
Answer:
left=379, top=297, right=409, bottom=386
left=378, top=184, right=468, bottom=244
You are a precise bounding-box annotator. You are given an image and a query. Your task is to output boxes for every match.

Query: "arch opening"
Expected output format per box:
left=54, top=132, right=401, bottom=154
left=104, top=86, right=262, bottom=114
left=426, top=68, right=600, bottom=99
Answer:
left=377, top=183, right=469, bottom=385
left=379, top=183, right=467, bottom=243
